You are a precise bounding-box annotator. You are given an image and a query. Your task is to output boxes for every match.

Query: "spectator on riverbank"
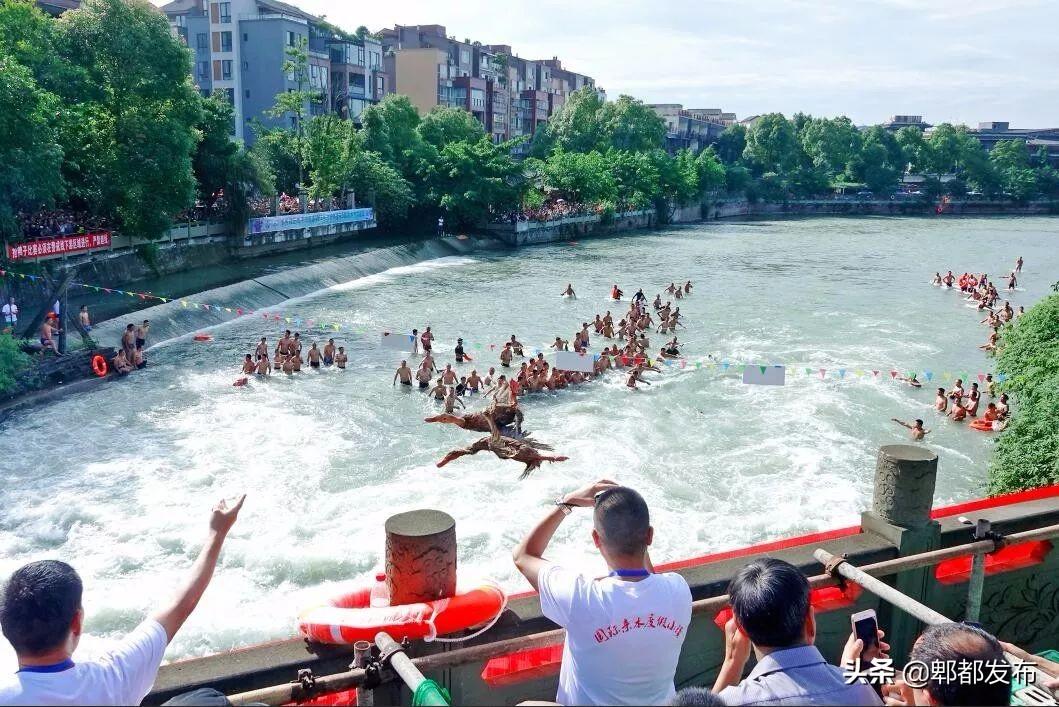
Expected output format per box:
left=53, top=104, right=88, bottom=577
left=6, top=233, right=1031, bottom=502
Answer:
left=0, top=496, right=244, bottom=706
left=512, top=480, right=691, bottom=705
left=79, top=306, right=92, bottom=332
left=713, top=558, right=883, bottom=705
left=1, top=298, right=17, bottom=333
left=882, top=623, right=1012, bottom=706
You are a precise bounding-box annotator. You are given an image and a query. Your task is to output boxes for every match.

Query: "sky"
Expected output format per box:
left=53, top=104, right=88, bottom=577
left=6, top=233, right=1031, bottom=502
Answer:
left=180, top=0, right=1059, bottom=127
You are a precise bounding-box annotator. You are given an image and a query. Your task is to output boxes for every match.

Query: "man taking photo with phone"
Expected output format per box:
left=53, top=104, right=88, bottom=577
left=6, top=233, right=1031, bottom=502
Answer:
left=512, top=479, right=691, bottom=706
left=0, top=495, right=246, bottom=706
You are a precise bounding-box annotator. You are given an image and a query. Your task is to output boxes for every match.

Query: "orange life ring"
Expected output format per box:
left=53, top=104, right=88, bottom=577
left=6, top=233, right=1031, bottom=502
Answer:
left=970, top=418, right=997, bottom=432
left=298, top=581, right=505, bottom=645
left=91, top=355, right=108, bottom=377
left=193, top=333, right=213, bottom=342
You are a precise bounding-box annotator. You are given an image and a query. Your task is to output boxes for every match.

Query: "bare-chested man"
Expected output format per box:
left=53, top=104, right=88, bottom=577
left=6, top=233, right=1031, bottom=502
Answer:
left=393, top=360, right=413, bottom=387
left=255, top=337, right=269, bottom=359
left=467, top=369, right=482, bottom=392
left=429, top=378, right=448, bottom=401
left=684, top=280, right=693, bottom=294
left=436, top=435, right=568, bottom=479
left=256, top=354, right=271, bottom=376
left=415, top=364, right=432, bottom=389
left=509, top=335, right=525, bottom=357
left=281, top=354, right=294, bottom=375
left=935, top=387, right=947, bottom=413
left=442, top=363, right=458, bottom=385
left=241, top=354, right=255, bottom=374
left=323, top=338, right=336, bottom=365
left=892, top=418, right=929, bottom=440
left=443, top=386, right=464, bottom=414
left=561, top=283, right=576, bottom=299
left=551, top=336, right=568, bottom=352
left=1015, top=256, right=1023, bottom=273
left=307, top=343, right=322, bottom=369
left=291, top=349, right=303, bottom=372
left=334, top=347, right=347, bottom=369
left=121, top=324, right=136, bottom=356
left=420, top=326, right=435, bottom=353
left=500, top=343, right=513, bottom=368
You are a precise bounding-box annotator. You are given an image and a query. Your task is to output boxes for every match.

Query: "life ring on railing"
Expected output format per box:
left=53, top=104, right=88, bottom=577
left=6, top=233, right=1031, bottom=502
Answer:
left=193, top=333, right=213, bottom=342
left=91, top=355, right=108, bottom=378
left=298, top=580, right=505, bottom=645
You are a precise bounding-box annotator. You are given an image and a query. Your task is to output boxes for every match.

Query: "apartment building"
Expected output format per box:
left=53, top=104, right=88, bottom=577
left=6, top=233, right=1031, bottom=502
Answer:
left=649, top=104, right=736, bottom=154
left=162, top=0, right=388, bottom=143
left=379, top=24, right=600, bottom=144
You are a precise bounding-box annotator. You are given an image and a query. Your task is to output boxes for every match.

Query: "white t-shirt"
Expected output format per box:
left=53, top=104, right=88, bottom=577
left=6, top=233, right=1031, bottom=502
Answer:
left=0, top=620, right=168, bottom=706
left=1, top=304, right=16, bottom=324
left=538, top=563, right=692, bottom=706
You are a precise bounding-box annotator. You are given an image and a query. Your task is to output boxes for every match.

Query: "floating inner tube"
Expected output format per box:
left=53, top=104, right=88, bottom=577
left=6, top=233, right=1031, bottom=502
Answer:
left=193, top=333, right=213, bottom=342
left=298, top=580, right=505, bottom=645
left=970, top=418, right=998, bottom=432
left=90, top=355, right=108, bottom=378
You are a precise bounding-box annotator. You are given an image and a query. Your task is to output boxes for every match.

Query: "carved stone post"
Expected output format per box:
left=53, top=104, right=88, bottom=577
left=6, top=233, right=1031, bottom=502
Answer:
left=384, top=509, right=457, bottom=605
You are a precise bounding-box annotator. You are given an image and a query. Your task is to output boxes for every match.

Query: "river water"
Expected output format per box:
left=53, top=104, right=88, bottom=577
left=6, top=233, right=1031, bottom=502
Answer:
left=1, top=215, right=1056, bottom=662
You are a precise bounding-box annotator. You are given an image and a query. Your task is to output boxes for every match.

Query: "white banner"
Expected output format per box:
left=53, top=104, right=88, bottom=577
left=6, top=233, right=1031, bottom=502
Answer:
left=381, top=331, right=415, bottom=352
left=554, top=350, right=596, bottom=373
left=742, top=364, right=786, bottom=386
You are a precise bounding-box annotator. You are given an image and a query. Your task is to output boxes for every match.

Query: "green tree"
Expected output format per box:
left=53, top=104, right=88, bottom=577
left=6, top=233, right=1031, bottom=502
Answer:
left=848, top=142, right=898, bottom=194
left=0, top=333, right=32, bottom=395
left=250, top=128, right=301, bottom=196
left=800, top=116, right=860, bottom=177
left=344, top=146, right=414, bottom=225
left=655, top=148, right=699, bottom=207
left=990, top=139, right=1039, bottom=201
left=56, top=0, right=201, bottom=240
left=895, top=126, right=927, bottom=172
left=427, top=138, right=523, bottom=228
left=694, top=148, right=726, bottom=194
left=540, top=86, right=606, bottom=154
left=606, top=149, right=660, bottom=209
left=724, top=163, right=752, bottom=196
left=266, top=35, right=319, bottom=190
left=598, top=95, right=666, bottom=152
left=0, top=54, right=65, bottom=238
left=989, top=293, right=1059, bottom=493
left=714, top=124, right=747, bottom=165
left=417, top=106, right=486, bottom=149
left=743, top=113, right=798, bottom=173
left=528, top=150, right=616, bottom=204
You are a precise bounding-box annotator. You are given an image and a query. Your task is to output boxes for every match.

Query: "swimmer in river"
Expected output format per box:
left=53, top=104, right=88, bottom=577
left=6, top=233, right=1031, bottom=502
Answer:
left=665, top=282, right=677, bottom=295
left=652, top=294, right=662, bottom=310
left=241, top=354, right=255, bottom=374
left=897, top=373, right=922, bottom=388
left=484, top=367, right=496, bottom=387
left=1007, top=272, right=1017, bottom=291
left=1016, top=256, right=1023, bottom=273
left=965, top=383, right=981, bottom=416
left=442, top=363, right=458, bottom=385
left=443, top=386, right=464, bottom=414
left=307, top=343, right=322, bottom=369
left=467, top=369, right=482, bottom=392
left=422, top=351, right=438, bottom=374
left=561, top=283, right=576, bottom=298
left=411, top=328, right=419, bottom=355
left=627, top=368, right=651, bottom=389
left=948, top=378, right=965, bottom=401
left=633, top=288, right=646, bottom=303
left=997, top=394, right=1010, bottom=419
left=684, top=280, right=693, bottom=294
left=415, top=364, right=431, bottom=389
left=256, top=337, right=268, bottom=358
left=420, top=326, right=434, bottom=353
left=335, top=347, right=347, bottom=369
left=291, top=349, right=303, bottom=372
left=942, top=270, right=955, bottom=288
left=931, top=272, right=942, bottom=286
left=551, top=336, right=568, bottom=352
left=500, top=343, right=513, bottom=367
left=456, top=376, right=468, bottom=396
left=1016, top=306, right=1025, bottom=318
left=393, top=360, right=413, bottom=386
left=455, top=337, right=466, bottom=363
left=429, top=378, right=447, bottom=401
left=610, top=284, right=623, bottom=300
left=509, top=335, right=524, bottom=357
left=256, top=354, right=271, bottom=376
left=323, top=338, right=335, bottom=366
left=935, top=388, right=948, bottom=413
left=281, top=354, right=294, bottom=375
left=436, top=435, right=568, bottom=479
left=892, top=418, right=929, bottom=440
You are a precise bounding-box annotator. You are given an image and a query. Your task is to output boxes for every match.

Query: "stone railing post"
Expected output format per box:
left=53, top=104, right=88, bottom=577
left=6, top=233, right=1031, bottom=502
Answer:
left=861, top=444, right=941, bottom=664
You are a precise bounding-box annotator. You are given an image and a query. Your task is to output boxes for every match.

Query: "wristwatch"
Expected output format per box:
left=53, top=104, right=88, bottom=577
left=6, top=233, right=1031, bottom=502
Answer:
left=554, top=497, right=574, bottom=515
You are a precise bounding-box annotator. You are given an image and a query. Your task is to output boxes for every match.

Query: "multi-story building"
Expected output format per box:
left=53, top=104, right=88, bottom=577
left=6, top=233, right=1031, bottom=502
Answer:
left=649, top=104, right=736, bottom=154
left=969, top=122, right=1059, bottom=167
left=162, top=0, right=388, bottom=143
left=379, top=25, right=599, bottom=144
left=881, top=115, right=932, bottom=132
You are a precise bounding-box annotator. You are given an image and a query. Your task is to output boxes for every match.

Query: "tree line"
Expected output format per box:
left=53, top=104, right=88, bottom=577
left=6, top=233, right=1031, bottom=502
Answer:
left=3, top=0, right=1058, bottom=246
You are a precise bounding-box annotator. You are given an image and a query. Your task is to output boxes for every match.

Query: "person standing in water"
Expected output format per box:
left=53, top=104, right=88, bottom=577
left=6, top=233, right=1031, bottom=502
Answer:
left=561, top=284, right=576, bottom=299
left=307, top=343, right=322, bottom=369
left=892, top=418, right=929, bottom=440
left=455, top=338, right=466, bottom=363
left=334, top=347, right=347, bottom=369
left=241, top=354, right=255, bottom=374
left=323, top=339, right=336, bottom=366
left=393, top=360, right=413, bottom=386
left=1016, top=256, right=1023, bottom=273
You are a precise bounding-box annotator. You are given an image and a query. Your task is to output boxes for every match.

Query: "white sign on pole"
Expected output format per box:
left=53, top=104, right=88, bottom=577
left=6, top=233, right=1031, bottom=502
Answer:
left=554, top=350, right=596, bottom=373
left=381, top=331, right=415, bottom=352
left=742, top=364, right=786, bottom=386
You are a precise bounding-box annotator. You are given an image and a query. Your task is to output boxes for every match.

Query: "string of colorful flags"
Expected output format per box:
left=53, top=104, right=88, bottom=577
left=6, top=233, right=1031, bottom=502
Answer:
left=0, top=267, right=1003, bottom=384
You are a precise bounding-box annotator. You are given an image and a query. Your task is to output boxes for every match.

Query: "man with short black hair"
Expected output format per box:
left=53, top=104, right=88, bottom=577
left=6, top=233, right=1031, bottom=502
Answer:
left=512, top=480, right=691, bottom=705
left=0, top=496, right=245, bottom=705
left=714, top=558, right=883, bottom=705
left=882, top=623, right=1011, bottom=706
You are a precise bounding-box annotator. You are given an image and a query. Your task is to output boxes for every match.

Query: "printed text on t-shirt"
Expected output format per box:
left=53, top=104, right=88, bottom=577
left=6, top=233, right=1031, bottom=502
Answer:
left=593, top=613, right=685, bottom=643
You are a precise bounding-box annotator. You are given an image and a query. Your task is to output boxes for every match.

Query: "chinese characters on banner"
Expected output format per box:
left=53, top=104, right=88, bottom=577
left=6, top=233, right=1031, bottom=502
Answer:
left=6, top=232, right=112, bottom=261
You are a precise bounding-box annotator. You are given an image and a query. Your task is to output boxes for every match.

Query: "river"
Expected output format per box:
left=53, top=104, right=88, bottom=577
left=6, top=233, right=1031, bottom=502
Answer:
left=1, top=215, right=1056, bottom=662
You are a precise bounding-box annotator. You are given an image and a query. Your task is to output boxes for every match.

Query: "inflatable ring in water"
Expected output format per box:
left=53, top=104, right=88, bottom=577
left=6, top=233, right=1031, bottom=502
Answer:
left=298, top=580, right=505, bottom=645
left=90, top=355, right=108, bottom=378
left=193, top=333, right=213, bottom=342
left=970, top=419, right=998, bottom=432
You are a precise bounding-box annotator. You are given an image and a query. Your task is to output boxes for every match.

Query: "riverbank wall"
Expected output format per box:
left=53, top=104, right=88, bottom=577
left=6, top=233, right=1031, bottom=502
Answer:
left=145, top=446, right=1059, bottom=705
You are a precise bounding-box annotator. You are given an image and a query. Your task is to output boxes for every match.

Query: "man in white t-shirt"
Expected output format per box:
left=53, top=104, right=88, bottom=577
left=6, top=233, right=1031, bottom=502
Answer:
left=512, top=479, right=692, bottom=706
left=1, top=298, right=17, bottom=329
left=0, top=495, right=245, bottom=706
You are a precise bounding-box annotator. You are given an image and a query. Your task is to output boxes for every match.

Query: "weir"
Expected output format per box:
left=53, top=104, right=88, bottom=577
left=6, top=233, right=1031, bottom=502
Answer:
left=146, top=446, right=1059, bottom=705
left=87, top=237, right=507, bottom=348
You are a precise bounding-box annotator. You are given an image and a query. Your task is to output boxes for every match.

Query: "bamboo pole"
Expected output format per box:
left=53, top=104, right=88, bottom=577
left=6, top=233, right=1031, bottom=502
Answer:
left=229, top=521, right=1059, bottom=706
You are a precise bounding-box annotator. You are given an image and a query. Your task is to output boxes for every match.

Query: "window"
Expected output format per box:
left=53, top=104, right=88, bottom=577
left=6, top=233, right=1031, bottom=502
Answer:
left=197, top=61, right=209, bottom=80
left=369, top=51, right=380, bottom=69
left=220, top=31, right=232, bottom=52
left=460, top=49, right=470, bottom=65
left=244, top=89, right=250, bottom=98
left=375, top=75, right=384, bottom=95
left=175, top=14, right=186, bottom=26
left=357, top=47, right=365, bottom=65
left=351, top=73, right=365, bottom=94
left=242, top=60, right=248, bottom=70
left=221, top=59, right=232, bottom=80
left=242, top=32, right=248, bottom=42
left=218, top=2, right=230, bottom=22
left=286, top=31, right=296, bottom=47
left=196, top=33, right=207, bottom=50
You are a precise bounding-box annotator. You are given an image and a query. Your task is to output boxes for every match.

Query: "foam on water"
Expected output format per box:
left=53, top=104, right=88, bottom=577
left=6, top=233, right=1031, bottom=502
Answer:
left=1, top=216, right=1057, bottom=666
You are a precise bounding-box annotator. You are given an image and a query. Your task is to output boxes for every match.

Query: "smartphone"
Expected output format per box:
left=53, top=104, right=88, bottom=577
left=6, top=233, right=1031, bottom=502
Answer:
left=851, top=609, right=878, bottom=649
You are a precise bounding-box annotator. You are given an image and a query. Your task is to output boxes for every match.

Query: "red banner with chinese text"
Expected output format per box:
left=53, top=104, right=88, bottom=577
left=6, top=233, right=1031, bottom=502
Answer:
left=6, top=232, right=112, bottom=261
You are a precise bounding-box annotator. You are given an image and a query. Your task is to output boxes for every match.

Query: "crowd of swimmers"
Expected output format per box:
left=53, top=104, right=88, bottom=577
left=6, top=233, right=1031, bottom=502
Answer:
left=238, top=330, right=347, bottom=377
left=893, top=257, right=1025, bottom=440
left=110, top=320, right=150, bottom=375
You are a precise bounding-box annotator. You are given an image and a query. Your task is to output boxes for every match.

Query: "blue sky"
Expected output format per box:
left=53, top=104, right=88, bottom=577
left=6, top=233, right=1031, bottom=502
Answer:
left=217, top=0, right=1059, bottom=126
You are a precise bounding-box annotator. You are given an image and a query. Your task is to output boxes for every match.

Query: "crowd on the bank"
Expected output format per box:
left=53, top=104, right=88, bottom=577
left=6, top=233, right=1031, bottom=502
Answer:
left=492, top=200, right=594, bottom=224
left=2, top=480, right=1052, bottom=706
left=16, top=209, right=108, bottom=239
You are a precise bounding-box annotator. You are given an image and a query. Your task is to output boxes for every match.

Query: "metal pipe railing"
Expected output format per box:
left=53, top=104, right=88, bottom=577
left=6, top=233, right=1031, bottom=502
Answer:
left=228, top=520, right=1059, bottom=706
